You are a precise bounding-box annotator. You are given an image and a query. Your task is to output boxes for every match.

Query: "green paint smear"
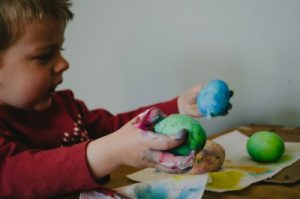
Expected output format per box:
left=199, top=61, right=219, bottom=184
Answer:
left=254, top=153, right=293, bottom=165
left=276, top=154, right=292, bottom=164
left=207, top=170, right=245, bottom=190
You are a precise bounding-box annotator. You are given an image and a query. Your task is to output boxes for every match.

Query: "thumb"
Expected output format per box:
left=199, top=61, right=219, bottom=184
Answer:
left=144, top=129, right=187, bottom=151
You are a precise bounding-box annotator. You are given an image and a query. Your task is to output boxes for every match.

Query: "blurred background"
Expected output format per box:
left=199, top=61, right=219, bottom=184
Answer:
left=62, top=0, right=300, bottom=136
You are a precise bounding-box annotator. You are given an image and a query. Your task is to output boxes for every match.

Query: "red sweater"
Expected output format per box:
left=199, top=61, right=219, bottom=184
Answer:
left=0, top=90, right=178, bottom=198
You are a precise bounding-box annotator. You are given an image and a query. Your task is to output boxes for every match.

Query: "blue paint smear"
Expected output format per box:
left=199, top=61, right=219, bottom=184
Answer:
left=133, top=184, right=204, bottom=199
left=134, top=184, right=168, bottom=199
left=176, top=187, right=203, bottom=199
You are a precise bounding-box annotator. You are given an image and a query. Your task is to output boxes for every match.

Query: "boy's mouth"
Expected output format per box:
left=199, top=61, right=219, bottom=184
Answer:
left=48, top=80, right=63, bottom=93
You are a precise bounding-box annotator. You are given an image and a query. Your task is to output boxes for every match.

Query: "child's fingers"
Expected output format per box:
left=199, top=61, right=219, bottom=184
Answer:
left=142, top=130, right=186, bottom=151
left=156, top=163, right=189, bottom=174
left=158, top=151, right=195, bottom=172
left=221, top=103, right=233, bottom=116
left=131, top=107, right=166, bottom=130
left=142, top=149, right=195, bottom=173
left=191, top=85, right=202, bottom=94
left=187, top=104, right=201, bottom=117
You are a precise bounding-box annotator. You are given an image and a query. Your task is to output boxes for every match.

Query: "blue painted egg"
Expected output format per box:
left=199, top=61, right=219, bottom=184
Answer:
left=197, top=79, right=231, bottom=117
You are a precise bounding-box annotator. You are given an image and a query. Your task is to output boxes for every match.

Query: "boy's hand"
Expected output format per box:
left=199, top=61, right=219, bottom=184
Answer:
left=177, top=85, right=233, bottom=117
left=177, top=85, right=203, bottom=117
left=115, top=107, right=194, bottom=172
left=87, top=108, right=193, bottom=178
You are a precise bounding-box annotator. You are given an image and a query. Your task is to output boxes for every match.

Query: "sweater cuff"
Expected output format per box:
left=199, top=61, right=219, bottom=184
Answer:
left=68, top=141, right=109, bottom=191
left=155, top=97, right=179, bottom=115
left=82, top=141, right=111, bottom=185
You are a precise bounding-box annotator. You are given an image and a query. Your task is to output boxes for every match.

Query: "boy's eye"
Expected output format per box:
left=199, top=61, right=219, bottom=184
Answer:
left=34, top=47, right=64, bottom=62
left=35, top=52, right=53, bottom=62
left=34, top=50, right=55, bottom=62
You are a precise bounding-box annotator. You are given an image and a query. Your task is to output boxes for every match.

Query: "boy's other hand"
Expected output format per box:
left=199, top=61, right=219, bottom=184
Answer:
left=177, top=85, right=202, bottom=117
left=177, top=84, right=233, bottom=117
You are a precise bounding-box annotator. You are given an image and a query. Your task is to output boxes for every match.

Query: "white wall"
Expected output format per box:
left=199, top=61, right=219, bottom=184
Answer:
left=62, top=0, right=300, bottom=136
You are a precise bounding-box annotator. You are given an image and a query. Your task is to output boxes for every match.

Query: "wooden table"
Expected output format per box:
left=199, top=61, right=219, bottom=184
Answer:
left=102, top=124, right=300, bottom=199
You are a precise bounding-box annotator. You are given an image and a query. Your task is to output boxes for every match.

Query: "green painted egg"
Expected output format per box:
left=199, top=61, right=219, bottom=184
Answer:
left=154, top=114, right=207, bottom=156
left=247, top=131, right=285, bottom=162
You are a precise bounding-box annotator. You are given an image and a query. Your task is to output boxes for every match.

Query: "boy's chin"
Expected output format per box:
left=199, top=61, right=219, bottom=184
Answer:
left=33, top=97, right=53, bottom=111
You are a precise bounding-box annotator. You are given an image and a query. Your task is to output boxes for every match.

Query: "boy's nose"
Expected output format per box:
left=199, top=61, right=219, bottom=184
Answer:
left=54, top=55, right=69, bottom=73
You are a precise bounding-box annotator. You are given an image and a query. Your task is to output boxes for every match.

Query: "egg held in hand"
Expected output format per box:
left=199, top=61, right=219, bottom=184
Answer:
left=197, top=79, right=231, bottom=117
left=154, top=114, right=207, bottom=156
left=189, top=140, right=225, bottom=174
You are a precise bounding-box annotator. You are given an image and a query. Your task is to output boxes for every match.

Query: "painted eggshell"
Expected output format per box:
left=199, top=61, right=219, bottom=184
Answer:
left=197, top=79, right=231, bottom=117
left=154, top=114, right=207, bottom=156
left=189, top=140, right=225, bottom=174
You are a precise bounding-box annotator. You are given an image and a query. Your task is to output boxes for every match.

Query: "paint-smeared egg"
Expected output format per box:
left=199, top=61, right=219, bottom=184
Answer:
left=197, top=79, right=231, bottom=117
left=154, top=114, right=207, bottom=156
left=189, top=140, right=225, bottom=174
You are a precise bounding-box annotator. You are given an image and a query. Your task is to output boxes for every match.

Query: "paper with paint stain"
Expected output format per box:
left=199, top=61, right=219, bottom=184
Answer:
left=127, top=131, right=300, bottom=192
left=118, top=174, right=207, bottom=199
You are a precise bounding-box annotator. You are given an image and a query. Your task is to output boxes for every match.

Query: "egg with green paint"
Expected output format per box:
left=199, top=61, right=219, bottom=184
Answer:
left=154, top=114, right=207, bottom=156
left=247, top=131, right=285, bottom=162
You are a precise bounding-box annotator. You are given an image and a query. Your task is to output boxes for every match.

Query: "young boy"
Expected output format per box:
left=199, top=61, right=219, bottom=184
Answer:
left=0, top=0, right=232, bottom=198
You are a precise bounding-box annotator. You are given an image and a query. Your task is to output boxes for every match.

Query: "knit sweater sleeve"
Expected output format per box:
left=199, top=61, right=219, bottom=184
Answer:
left=0, top=91, right=179, bottom=198
left=0, top=125, right=101, bottom=198
left=75, top=97, right=179, bottom=138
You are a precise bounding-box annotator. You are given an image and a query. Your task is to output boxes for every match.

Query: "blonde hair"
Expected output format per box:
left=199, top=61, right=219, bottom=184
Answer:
left=0, top=0, right=73, bottom=51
